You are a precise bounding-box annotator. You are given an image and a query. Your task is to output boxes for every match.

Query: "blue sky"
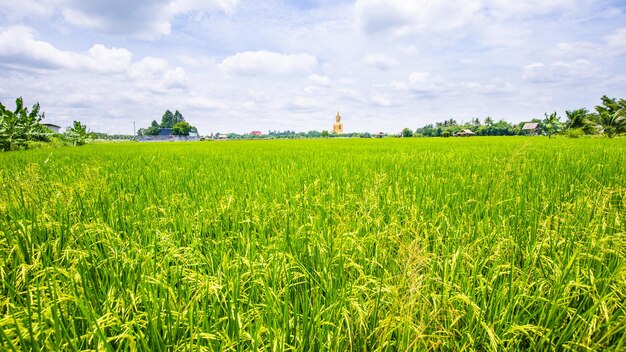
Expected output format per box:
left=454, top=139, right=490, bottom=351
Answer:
left=1, top=0, right=625, bottom=134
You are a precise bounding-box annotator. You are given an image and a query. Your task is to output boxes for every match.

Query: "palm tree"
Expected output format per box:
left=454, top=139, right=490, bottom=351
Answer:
left=542, top=112, right=562, bottom=138
left=564, top=108, right=587, bottom=129
left=484, top=116, right=494, bottom=126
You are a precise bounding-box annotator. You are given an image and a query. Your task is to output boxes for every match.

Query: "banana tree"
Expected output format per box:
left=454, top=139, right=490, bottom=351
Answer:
left=65, top=121, right=92, bottom=146
left=542, top=112, right=562, bottom=138
left=0, top=97, right=47, bottom=151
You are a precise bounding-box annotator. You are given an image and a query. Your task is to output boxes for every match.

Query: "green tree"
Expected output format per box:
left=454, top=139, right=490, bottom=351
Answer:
left=565, top=108, right=594, bottom=134
left=598, top=108, right=626, bottom=138
left=65, top=121, right=92, bottom=146
left=321, top=130, right=329, bottom=138
left=542, top=112, right=562, bottom=138
left=0, top=97, right=49, bottom=151
left=160, top=110, right=175, bottom=128
left=307, top=130, right=321, bottom=138
left=595, top=96, right=626, bottom=138
left=401, top=128, right=413, bottom=137
left=142, top=119, right=161, bottom=136
left=595, top=95, right=622, bottom=116
left=173, top=110, right=185, bottom=124
left=172, top=121, right=191, bottom=136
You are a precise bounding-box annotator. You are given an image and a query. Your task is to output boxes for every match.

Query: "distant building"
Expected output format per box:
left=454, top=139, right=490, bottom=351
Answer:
left=455, top=129, right=475, bottom=137
left=251, top=131, right=263, bottom=136
left=42, top=123, right=61, bottom=134
left=159, top=128, right=173, bottom=136
left=522, top=123, right=541, bottom=136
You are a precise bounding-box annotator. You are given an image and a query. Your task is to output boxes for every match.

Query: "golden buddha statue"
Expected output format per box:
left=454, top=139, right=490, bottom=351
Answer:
left=332, top=111, right=343, bottom=134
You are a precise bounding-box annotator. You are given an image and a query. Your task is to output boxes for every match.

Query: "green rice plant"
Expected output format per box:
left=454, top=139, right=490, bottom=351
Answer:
left=0, top=137, right=625, bottom=351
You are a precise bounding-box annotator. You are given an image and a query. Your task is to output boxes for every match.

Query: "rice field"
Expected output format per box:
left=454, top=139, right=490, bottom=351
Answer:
left=0, top=137, right=625, bottom=351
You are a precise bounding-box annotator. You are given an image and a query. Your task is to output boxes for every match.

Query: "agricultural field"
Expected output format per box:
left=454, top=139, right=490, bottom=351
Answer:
left=0, top=137, right=625, bottom=351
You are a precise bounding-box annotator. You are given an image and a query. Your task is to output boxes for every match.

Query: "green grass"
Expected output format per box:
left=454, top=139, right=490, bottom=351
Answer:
left=1, top=137, right=625, bottom=351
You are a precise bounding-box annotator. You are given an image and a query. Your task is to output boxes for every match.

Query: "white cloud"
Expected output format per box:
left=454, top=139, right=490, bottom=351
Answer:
left=167, top=0, right=238, bottom=14
left=0, top=26, right=132, bottom=72
left=408, top=71, right=447, bottom=93
left=398, top=72, right=515, bottom=95
left=162, top=67, right=189, bottom=90
left=605, top=27, right=626, bottom=55
left=338, top=88, right=364, bottom=102
left=363, top=54, right=397, bottom=70
left=129, top=57, right=170, bottom=79
left=186, top=97, right=227, bottom=110
left=220, top=51, right=317, bottom=76
left=391, top=80, right=409, bottom=91
left=355, top=0, right=482, bottom=34
left=458, top=78, right=516, bottom=94
left=0, top=0, right=56, bottom=19
left=552, top=27, right=626, bottom=58
left=87, top=45, right=133, bottom=72
left=552, top=41, right=602, bottom=57
left=177, top=55, right=216, bottom=67
left=355, top=0, right=586, bottom=35
left=0, top=27, right=191, bottom=93
left=285, top=96, right=323, bottom=112
left=0, top=26, right=70, bottom=69
left=129, top=58, right=190, bottom=91
left=308, top=74, right=330, bottom=86
left=371, top=94, right=392, bottom=107
left=485, top=0, right=580, bottom=18
left=523, top=60, right=600, bottom=82
left=0, top=0, right=239, bottom=39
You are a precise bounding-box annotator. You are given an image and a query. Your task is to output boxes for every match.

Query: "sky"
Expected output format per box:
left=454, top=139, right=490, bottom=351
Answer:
left=1, top=0, right=625, bottom=135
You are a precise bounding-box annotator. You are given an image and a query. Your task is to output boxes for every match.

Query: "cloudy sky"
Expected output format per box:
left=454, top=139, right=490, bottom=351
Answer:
left=1, top=0, right=625, bottom=134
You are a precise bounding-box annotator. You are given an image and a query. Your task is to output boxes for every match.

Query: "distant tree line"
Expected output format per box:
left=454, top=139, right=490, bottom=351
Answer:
left=220, top=130, right=374, bottom=140
left=409, top=95, right=625, bottom=138
left=137, top=110, right=198, bottom=137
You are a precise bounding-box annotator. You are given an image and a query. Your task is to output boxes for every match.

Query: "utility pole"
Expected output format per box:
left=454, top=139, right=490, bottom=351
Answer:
left=133, top=121, right=136, bottom=139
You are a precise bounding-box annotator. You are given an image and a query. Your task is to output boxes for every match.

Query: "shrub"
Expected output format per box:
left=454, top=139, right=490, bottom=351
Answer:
left=566, top=128, right=585, bottom=138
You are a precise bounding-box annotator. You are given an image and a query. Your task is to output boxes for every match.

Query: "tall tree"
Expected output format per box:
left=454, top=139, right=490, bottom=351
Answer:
left=160, top=110, right=175, bottom=128
left=595, top=96, right=626, bottom=138
left=542, top=112, right=562, bottom=138
left=173, top=110, right=185, bottom=124
left=0, top=97, right=49, bottom=151
left=65, top=120, right=92, bottom=146
left=595, top=95, right=622, bottom=116
left=565, top=108, right=594, bottom=134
